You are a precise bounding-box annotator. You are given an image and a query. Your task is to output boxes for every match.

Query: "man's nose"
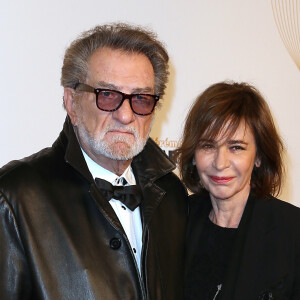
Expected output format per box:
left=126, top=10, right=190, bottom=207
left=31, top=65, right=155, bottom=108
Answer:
left=112, top=99, right=135, bottom=124
left=213, top=148, right=230, bottom=170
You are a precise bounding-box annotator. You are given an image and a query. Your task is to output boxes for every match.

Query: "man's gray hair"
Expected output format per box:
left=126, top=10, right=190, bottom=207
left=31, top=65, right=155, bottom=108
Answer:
left=61, top=23, right=169, bottom=97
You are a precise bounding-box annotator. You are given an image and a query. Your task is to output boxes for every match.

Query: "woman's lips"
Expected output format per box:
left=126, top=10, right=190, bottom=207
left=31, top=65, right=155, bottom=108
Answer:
left=209, top=176, right=234, bottom=184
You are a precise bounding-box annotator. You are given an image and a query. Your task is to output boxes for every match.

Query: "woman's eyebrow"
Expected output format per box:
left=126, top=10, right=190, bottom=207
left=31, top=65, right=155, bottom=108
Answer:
left=227, top=140, right=248, bottom=145
left=199, top=139, right=215, bottom=143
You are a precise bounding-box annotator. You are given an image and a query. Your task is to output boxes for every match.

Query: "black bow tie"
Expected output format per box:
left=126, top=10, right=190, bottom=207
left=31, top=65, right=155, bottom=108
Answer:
left=95, top=177, right=142, bottom=211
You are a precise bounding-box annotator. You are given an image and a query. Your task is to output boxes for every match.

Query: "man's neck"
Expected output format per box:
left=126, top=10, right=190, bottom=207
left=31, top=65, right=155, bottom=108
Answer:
left=83, top=148, right=132, bottom=176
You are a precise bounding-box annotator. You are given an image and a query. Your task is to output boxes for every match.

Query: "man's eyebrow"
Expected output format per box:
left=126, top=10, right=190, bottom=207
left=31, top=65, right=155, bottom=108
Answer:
left=131, top=87, right=154, bottom=94
left=96, top=81, right=154, bottom=94
left=96, top=81, right=119, bottom=90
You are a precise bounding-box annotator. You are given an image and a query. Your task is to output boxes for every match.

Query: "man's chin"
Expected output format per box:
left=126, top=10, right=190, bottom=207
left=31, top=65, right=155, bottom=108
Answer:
left=110, top=143, right=132, bottom=159
left=99, top=141, right=135, bottom=161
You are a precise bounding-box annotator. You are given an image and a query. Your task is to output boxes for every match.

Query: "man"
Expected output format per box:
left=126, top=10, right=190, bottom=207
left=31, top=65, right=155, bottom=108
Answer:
left=0, top=23, right=188, bottom=299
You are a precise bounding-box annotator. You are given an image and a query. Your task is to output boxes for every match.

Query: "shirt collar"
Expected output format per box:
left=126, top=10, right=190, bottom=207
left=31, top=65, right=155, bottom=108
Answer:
left=81, top=148, right=136, bottom=186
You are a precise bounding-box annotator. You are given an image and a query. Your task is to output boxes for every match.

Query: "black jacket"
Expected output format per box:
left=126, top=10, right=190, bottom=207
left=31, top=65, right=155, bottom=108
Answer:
left=185, top=193, right=300, bottom=300
left=0, top=117, right=188, bottom=300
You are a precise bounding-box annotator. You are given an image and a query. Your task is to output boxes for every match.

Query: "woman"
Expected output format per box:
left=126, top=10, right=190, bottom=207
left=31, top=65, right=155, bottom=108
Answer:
left=176, top=82, right=300, bottom=299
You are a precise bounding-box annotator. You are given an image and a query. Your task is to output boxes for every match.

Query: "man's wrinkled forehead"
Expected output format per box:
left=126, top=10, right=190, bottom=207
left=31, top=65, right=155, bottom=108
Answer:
left=86, top=47, right=155, bottom=93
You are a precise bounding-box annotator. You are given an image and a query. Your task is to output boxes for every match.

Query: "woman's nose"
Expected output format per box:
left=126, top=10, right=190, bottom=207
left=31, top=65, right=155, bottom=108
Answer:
left=213, top=148, right=230, bottom=170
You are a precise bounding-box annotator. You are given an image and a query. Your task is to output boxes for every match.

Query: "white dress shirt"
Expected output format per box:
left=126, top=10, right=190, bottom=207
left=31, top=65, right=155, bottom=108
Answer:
left=81, top=149, right=143, bottom=273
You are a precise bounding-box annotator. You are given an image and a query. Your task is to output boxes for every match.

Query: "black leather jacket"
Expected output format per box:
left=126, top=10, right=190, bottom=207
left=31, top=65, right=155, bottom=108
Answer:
left=0, top=117, right=188, bottom=300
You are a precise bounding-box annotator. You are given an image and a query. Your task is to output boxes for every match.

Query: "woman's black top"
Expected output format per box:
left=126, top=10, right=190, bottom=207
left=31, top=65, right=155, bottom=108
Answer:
left=185, top=217, right=237, bottom=300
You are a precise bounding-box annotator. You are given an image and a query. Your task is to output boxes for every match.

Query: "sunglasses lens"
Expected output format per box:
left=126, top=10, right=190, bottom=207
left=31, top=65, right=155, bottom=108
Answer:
left=97, top=91, right=122, bottom=111
left=97, top=91, right=158, bottom=115
left=131, top=95, right=156, bottom=115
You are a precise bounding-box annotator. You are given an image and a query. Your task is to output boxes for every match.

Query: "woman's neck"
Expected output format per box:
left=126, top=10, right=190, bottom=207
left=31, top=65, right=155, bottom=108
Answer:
left=209, top=194, right=249, bottom=228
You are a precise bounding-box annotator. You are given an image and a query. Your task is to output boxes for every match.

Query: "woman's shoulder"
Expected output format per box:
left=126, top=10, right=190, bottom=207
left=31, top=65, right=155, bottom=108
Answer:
left=254, top=196, right=300, bottom=228
left=260, top=196, right=300, bottom=213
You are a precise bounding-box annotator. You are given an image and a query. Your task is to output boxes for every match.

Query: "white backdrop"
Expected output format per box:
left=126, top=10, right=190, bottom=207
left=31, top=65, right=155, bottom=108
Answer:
left=1, top=0, right=299, bottom=207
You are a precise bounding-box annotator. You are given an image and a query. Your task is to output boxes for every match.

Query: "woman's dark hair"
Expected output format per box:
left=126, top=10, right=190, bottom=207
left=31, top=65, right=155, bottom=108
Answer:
left=175, top=81, right=284, bottom=198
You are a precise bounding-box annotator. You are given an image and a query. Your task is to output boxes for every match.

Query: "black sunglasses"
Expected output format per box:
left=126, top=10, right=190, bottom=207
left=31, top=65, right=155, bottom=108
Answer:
left=74, top=83, right=159, bottom=116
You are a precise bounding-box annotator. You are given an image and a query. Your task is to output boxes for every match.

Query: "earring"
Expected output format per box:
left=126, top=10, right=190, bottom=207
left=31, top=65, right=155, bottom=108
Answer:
left=255, top=158, right=261, bottom=167
left=192, top=157, right=196, bottom=165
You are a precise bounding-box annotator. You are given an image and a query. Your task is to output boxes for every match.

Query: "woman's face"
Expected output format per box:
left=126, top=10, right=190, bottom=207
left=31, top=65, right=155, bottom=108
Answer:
left=194, top=121, right=260, bottom=204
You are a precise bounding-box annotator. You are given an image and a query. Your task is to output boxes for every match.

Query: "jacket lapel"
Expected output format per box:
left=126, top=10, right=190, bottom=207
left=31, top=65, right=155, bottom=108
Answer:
left=131, top=138, right=176, bottom=228
left=184, top=194, right=212, bottom=279
left=222, top=195, right=276, bottom=299
left=89, top=183, right=127, bottom=234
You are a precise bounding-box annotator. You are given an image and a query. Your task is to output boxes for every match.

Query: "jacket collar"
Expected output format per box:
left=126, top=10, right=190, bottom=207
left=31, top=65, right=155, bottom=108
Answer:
left=52, top=116, right=95, bottom=183
left=131, top=138, right=176, bottom=187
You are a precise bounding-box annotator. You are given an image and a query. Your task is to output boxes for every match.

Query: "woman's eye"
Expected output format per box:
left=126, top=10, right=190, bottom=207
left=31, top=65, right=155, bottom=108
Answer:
left=200, top=144, right=215, bottom=150
left=231, top=145, right=245, bottom=151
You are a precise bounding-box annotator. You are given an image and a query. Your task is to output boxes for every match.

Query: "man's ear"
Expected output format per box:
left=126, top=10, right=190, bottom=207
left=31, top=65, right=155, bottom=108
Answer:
left=64, top=88, right=78, bottom=126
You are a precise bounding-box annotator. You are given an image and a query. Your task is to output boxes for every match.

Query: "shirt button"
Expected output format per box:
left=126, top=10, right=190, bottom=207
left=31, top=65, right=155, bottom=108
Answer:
left=110, top=238, right=121, bottom=250
left=133, top=248, right=137, bottom=253
left=121, top=205, right=126, bottom=210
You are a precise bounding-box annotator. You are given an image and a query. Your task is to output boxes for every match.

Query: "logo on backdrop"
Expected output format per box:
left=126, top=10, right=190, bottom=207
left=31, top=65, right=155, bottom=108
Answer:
left=153, top=137, right=180, bottom=161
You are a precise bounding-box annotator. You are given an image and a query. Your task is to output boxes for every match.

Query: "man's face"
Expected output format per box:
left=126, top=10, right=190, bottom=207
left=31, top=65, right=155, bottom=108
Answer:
left=69, top=47, right=155, bottom=166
